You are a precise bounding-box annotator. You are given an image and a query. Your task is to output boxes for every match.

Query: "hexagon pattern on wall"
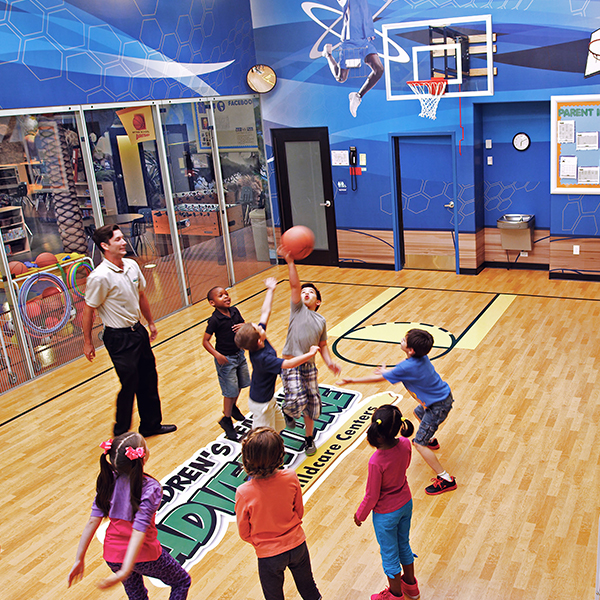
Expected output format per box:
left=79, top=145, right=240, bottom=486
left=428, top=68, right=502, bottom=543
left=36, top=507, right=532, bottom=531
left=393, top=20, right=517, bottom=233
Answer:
left=0, top=0, right=254, bottom=108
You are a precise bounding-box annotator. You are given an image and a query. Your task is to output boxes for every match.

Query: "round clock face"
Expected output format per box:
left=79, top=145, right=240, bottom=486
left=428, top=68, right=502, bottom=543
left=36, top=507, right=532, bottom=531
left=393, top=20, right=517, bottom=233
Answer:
left=512, top=132, right=530, bottom=151
left=247, top=65, right=277, bottom=93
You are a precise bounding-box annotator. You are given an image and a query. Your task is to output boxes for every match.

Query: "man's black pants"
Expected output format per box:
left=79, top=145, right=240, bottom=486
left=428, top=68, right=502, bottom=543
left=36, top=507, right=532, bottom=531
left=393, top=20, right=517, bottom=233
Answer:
left=103, top=322, right=162, bottom=436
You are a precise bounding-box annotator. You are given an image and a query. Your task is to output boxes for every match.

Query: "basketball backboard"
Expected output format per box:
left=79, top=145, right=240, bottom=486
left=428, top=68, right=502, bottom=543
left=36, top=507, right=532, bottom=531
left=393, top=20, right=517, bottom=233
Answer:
left=585, top=28, right=600, bottom=78
left=382, top=14, right=495, bottom=101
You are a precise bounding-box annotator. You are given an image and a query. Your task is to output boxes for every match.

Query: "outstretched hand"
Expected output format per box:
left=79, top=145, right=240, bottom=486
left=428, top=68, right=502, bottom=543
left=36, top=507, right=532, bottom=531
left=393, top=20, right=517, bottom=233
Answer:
left=277, top=244, right=294, bottom=263
left=373, top=364, right=387, bottom=376
left=97, top=572, right=122, bottom=589
left=337, top=377, right=352, bottom=386
left=264, top=277, right=277, bottom=290
left=328, top=361, right=342, bottom=377
left=67, top=560, right=85, bottom=587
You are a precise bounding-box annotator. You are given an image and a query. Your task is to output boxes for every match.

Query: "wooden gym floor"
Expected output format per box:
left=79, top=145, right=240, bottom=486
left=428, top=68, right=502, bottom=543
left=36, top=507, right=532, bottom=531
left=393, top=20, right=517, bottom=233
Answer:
left=1, top=264, right=599, bottom=600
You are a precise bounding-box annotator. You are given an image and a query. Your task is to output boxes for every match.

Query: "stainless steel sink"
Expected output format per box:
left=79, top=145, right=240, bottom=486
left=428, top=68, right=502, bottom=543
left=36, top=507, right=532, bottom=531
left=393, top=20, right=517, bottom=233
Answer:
left=497, top=214, right=535, bottom=230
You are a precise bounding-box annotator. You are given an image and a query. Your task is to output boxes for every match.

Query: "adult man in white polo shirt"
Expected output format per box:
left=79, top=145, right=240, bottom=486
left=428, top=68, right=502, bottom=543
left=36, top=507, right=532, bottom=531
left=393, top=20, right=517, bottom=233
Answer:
left=82, top=224, right=176, bottom=438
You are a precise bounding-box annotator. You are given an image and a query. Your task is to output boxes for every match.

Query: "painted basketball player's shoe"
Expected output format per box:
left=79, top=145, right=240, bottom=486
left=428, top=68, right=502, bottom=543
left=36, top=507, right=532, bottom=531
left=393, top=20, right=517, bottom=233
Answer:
left=349, top=92, right=362, bottom=117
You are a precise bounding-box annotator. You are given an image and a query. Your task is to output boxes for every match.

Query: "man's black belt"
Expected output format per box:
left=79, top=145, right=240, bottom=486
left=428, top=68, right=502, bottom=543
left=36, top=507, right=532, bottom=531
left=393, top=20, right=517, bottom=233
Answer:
left=104, top=321, right=142, bottom=332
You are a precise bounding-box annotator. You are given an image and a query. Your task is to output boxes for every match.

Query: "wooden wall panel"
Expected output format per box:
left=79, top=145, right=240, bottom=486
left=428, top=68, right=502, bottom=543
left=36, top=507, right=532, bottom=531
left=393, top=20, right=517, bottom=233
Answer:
left=337, top=228, right=394, bottom=264
left=549, top=236, right=600, bottom=274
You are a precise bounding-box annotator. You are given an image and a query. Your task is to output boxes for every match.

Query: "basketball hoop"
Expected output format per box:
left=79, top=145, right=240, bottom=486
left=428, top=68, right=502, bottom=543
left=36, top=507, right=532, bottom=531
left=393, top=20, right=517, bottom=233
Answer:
left=589, top=38, right=600, bottom=61
left=407, top=79, right=447, bottom=120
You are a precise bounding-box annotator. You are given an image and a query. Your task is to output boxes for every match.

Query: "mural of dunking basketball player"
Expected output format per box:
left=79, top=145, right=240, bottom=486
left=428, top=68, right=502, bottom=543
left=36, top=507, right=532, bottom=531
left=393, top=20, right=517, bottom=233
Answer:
left=322, top=0, right=384, bottom=117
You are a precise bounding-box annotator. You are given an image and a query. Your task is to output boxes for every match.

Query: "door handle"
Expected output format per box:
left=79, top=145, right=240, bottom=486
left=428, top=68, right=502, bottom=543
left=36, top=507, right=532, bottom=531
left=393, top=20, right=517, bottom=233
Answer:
left=444, top=201, right=454, bottom=209
left=320, top=200, right=331, bottom=207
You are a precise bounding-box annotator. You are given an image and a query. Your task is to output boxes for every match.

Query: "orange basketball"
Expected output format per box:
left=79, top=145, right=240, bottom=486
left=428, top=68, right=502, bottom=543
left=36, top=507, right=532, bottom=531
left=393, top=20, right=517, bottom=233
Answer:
left=9, top=261, right=27, bottom=275
left=281, top=226, right=315, bottom=260
left=36, top=252, right=58, bottom=268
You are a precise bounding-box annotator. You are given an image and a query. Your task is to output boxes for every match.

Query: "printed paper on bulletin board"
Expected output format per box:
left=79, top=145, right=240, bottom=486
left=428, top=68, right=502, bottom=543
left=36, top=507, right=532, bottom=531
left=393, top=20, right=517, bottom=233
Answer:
left=551, top=95, right=600, bottom=194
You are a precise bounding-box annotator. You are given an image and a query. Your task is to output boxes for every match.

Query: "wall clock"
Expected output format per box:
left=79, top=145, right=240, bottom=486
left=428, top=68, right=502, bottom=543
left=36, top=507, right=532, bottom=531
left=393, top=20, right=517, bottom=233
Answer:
left=247, top=65, right=277, bottom=93
left=512, top=132, right=530, bottom=151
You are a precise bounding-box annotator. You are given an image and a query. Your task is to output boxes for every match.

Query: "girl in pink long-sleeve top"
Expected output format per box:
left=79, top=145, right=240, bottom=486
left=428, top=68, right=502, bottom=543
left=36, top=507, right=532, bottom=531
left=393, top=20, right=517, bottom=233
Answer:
left=354, top=405, right=420, bottom=600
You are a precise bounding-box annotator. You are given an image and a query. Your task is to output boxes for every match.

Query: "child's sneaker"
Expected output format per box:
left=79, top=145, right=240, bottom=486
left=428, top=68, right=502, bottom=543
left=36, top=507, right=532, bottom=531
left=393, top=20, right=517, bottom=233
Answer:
left=284, top=412, right=297, bottom=430
left=231, top=405, right=246, bottom=422
left=370, top=587, right=402, bottom=600
left=304, top=436, right=317, bottom=456
left=218, top=416, right=239, bottom=441
left=425, top=475, right=457, bottom=495
left=427, top=438, right=440, bottom=450
left=401, top=575, right=420, bottom=599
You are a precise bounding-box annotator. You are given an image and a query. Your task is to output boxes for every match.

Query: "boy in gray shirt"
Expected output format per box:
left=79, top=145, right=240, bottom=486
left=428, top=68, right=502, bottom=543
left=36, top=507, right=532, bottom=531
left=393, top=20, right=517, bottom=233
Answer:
left=279, top=246, right=341, bottom=456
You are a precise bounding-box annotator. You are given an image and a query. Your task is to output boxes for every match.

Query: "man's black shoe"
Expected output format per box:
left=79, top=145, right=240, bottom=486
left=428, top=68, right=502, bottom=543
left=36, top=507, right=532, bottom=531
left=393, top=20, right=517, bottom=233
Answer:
left=140, top=424, right=177, bottom=437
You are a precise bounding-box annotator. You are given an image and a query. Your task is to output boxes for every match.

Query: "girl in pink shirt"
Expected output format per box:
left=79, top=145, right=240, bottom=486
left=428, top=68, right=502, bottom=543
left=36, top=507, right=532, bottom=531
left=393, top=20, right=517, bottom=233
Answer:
left=68, top=432, right=190, bottom=599
left=235, top=427, right=321, bottom=600
left=354, top=405, right=420, bottom=600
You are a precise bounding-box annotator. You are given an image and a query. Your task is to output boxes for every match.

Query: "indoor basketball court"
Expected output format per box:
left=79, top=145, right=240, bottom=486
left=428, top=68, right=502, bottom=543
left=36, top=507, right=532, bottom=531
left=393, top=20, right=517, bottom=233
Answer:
left=1, top=263, right=599, bottom=599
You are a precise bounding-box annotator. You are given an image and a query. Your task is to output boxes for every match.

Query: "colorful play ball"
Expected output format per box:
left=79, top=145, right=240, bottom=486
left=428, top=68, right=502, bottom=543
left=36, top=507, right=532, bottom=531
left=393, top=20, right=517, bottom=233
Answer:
left=45, top=316, right=61, bottom=330
left=58, top=322, right=74, bottom=337
left=36, top=252, right=58, bottom=268
left=280, top=226, right=315, bottom=260
left=26, top=300, right=41, bottom=319
left=41, top=286, right=63, bottom=312
left=9, top=261, right=27, bottom=275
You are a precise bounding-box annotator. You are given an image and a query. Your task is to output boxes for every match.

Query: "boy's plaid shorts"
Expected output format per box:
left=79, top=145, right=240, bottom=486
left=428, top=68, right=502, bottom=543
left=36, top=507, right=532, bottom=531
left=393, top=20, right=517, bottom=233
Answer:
left=281, top=363, right=321, bottom=419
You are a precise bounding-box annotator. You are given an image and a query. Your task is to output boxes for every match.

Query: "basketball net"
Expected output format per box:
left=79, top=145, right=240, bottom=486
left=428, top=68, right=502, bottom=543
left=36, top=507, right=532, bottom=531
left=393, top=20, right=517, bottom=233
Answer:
left=407, top=79, right=447, bottom=120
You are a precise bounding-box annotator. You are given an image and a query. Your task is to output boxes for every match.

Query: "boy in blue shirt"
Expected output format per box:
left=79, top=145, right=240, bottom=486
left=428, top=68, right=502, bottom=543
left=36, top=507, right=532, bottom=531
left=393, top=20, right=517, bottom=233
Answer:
left=339, top=328, right=457, bottom=495
left=234, top=277, right=319, bottom=432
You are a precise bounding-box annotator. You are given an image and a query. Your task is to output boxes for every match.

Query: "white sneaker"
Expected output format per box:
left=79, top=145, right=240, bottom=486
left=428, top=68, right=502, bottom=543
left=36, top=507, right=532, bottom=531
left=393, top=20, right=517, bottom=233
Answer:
left=349, top=92, right=361, bottom=117
left=322, top=43, right=332, bottom=58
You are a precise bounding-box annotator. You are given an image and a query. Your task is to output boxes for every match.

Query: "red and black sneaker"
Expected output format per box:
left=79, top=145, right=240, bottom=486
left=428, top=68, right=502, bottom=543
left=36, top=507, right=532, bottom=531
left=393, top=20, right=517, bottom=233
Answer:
left=427, top=438, right=440, bottom=450
left=425, top=475, right=457, bottom=495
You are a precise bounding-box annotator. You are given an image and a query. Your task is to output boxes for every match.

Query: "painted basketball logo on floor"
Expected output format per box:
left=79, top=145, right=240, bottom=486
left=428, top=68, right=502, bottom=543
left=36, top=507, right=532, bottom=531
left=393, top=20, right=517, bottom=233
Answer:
left=154, top=385, right=397, bottom=572
left=329, top=288, right=517, bottom=367
left=334, top=321, right=455, bottom=366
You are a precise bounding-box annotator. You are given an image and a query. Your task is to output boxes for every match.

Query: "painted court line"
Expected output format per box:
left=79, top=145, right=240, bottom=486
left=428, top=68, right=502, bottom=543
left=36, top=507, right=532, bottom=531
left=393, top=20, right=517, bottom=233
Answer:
left=328, top=287, right=405, bottom=337
left=454, top=294, right=517, bottom=350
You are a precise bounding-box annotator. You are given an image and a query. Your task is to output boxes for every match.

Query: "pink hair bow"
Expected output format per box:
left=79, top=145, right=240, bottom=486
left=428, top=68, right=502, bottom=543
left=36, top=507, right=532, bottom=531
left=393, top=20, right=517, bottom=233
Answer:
left=125, top=446, right=146, bottom=461
left=99, top=439, right=113, bottom=454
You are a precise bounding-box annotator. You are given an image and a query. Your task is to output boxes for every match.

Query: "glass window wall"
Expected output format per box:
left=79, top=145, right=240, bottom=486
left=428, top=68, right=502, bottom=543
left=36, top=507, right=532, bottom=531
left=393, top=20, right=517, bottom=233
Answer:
left=0, top=94, right=274, bottom=394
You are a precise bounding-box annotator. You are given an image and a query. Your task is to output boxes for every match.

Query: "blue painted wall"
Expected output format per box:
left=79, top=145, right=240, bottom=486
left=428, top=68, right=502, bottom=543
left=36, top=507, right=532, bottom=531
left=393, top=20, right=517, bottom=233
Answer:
left=250, top=1, right=600, bottom=241
left=0, top=0, right=257, bottom=107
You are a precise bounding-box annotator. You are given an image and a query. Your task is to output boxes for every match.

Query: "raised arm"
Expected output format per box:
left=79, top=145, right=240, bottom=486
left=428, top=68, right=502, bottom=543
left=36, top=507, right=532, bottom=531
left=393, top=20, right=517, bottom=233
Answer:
left=259, top=277, right=278, bottom=326
left=279, top=245, right=301, bottom=304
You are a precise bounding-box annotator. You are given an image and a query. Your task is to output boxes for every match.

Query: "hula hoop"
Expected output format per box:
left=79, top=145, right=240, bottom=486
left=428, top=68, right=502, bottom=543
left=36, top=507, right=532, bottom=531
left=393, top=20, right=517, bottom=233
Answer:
left=68, top=261, right=93, bottom=298
left=18, top=272, right=72, bottom=337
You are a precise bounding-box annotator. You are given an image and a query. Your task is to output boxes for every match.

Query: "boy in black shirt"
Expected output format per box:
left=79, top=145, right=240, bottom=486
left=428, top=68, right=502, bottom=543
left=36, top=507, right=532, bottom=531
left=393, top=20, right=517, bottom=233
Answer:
left=203, top=286, right=250, bottom=441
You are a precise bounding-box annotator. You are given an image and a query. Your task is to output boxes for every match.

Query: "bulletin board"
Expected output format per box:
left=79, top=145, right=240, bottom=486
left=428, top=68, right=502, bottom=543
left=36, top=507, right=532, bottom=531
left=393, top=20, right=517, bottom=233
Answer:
left=551, top=94, right=600, bottom=194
